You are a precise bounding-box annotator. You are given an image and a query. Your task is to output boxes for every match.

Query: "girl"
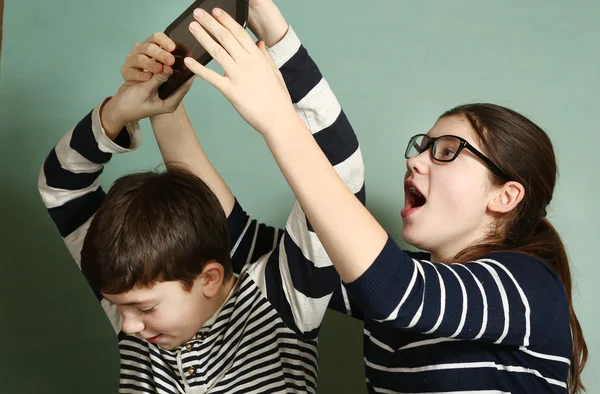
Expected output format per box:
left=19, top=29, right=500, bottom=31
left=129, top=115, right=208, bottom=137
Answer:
left=172, top=5, right=586, bottom=394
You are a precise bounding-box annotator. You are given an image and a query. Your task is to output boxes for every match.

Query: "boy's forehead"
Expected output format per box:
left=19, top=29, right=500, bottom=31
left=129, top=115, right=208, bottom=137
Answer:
left=103, top=286, right=160, bottom=305
left=102, top=281, right=181, bottom=305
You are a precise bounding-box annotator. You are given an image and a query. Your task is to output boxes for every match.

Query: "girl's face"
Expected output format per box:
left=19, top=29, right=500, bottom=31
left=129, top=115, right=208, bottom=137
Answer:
left=401, top=115, right=499, bottom=261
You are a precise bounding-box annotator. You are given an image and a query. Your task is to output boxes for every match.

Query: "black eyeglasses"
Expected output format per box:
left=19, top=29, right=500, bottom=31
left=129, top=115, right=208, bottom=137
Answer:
left=404, top=134, right=508, bottom=179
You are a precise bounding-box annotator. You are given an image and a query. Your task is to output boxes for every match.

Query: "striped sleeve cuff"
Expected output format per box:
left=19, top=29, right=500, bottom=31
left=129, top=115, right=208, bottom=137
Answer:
left=93, top=98, right=142, bottom=154
left=344, top=235, right=416, bottom=319
left=266, top=25, right=301, bottom=68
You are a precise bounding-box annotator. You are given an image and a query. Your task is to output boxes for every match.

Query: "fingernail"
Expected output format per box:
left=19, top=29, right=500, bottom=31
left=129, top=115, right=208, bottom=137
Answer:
left=194, top=8, right=204, bottom=17
left=184, top=57, right=193, bottom=66
left=213, top=8, right=222, bottom=16
left=190, top=22, right=200, bottom=32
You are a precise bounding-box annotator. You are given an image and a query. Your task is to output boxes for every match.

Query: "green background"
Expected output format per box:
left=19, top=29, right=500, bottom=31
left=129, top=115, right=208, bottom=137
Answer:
left=0, top=0, right=598, bottom=392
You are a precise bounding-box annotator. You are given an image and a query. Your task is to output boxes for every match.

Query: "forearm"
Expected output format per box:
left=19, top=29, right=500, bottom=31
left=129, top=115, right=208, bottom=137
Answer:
left=248, top=1, right=289, bottom=47
left=100, top=97, right=127, bottom=140
left=264, top=119, right=388, bottom=283
left=149, top=104, right=235, bottom=215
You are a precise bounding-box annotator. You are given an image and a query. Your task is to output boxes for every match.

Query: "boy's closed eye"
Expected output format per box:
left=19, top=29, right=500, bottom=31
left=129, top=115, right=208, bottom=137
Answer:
left=138, top=306, right=157, bottom=315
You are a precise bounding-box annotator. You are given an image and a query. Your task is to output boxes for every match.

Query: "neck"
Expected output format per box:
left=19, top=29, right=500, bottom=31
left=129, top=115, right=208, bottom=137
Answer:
left=221, top=275, right=237, bottom=299
left=212, top=276, right=237, bottom=313
left=429, top=243, right=468, bottom=263
left=431, top=224, right=493, bottom=263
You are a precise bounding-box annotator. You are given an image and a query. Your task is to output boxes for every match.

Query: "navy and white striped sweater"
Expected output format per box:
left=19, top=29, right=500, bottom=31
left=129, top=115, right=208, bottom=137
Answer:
left=230, top=211, right=573, bottom=393
left=38, top=26, right=365, bottom=393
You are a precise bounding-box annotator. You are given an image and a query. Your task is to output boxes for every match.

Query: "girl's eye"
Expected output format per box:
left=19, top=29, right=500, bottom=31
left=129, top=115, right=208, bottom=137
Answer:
left=441, top=148, right=455, bottom=158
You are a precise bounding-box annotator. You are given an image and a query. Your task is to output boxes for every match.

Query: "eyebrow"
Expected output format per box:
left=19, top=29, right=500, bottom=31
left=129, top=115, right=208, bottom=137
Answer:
left=103, top=297, right=157, bottom=307
left=121, top=301, right=156, bottom=306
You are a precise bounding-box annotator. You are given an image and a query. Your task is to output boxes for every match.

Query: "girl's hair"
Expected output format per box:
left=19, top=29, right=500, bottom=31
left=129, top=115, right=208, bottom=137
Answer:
left=441, top=103, right=587, bottom=393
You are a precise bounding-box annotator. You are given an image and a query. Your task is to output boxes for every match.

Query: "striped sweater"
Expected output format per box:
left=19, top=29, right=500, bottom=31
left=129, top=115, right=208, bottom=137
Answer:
left=328, top=244, right=573, bottom=393
left=230, top=213, right=573, bottom=393
left=38, top=27, right=364, bottom=393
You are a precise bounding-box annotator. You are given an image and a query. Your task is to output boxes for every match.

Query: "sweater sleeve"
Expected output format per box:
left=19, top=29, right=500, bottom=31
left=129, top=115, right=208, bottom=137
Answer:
left=228, top=26, right=366, bottom=339
left=38, top=99, right=142, bottom=334
left=327, top=250, right=430, bottom=321
left=344, top=235, right=567, bottom=347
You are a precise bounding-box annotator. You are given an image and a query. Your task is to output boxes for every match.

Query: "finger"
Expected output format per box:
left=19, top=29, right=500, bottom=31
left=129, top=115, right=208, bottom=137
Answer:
left=145, top=68, right=174, bottom=91
left=125, top=53, right=164, bottom=75
left=134, top=42, right=175, bottom=66
left=211, top=8, right=256, bottom=54
left=145, top=32, right=176, bottom=52
left=188, top=19, right=236, bottom=72
left=192, top=8, right=246, bottom=62
left=121, top=66, right=153, bottom=82
left=184, top=57, right=229, bottom=95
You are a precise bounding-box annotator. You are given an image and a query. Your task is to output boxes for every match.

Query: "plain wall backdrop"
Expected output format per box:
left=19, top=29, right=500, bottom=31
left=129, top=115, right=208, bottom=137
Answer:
left=0, top=1, right=598, bottom=393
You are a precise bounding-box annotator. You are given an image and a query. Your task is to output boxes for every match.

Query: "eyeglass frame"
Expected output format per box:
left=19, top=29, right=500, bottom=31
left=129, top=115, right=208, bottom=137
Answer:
left=404, top=133, right=509, bottom=180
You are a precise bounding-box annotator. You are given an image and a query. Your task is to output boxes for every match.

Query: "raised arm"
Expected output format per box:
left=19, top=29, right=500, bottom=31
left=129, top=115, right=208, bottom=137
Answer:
left=232, top=27, right=365, bottom=340
left=39, top=100, right=140, bottom=333
left=149, top=104, right=236, bottom=215
left=228, top=10, right=366, bottom=280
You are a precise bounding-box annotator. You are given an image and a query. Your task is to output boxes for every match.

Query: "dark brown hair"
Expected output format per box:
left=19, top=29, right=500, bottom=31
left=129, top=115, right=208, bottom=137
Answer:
left=81, top=166, right=232, bottom=295
left=442, top=103, right=587, bottom=393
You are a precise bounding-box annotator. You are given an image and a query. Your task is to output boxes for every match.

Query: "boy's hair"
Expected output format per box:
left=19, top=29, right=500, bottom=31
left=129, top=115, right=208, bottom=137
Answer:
left=81, top=166, right=232, bottom=295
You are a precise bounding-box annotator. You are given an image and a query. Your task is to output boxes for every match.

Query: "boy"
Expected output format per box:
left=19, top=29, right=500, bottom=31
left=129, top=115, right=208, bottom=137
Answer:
left=38, top=2, right=364, bottom=393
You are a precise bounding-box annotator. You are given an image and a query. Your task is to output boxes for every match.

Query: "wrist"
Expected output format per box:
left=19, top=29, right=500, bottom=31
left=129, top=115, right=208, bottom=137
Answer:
left=100, top=97, right=126, bottom=141
left=262, top=111, right=308, bottom=144
left=150, top=105, right=181, bottom=123
left=248, top=2, right=289, bottom=47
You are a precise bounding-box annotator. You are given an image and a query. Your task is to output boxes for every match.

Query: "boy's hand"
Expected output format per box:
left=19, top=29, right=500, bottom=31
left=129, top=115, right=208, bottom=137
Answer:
left=101, top=70, right=194, bottom=139
left=121, top=33, right=177, bottom=82
left=100, top=32, right=196, bottom=138
left=101, top=74, right=193, bottom=138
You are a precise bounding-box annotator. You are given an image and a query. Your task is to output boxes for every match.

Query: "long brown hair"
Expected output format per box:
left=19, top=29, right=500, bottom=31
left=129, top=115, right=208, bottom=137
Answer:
left=441, top=103, right=587, bottom=394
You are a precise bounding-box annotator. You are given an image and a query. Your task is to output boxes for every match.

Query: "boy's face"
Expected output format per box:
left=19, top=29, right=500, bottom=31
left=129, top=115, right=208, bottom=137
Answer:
left=103, top=267, right=231, bottom=350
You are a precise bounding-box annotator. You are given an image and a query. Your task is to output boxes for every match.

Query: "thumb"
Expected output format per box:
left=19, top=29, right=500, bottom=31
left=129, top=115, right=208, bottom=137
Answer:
left=145, top=70, right=172, bottom=91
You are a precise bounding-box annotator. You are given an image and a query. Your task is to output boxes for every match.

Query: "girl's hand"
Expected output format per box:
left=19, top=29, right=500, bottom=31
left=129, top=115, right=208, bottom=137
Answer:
left=183, top=8, right=300, bottom=137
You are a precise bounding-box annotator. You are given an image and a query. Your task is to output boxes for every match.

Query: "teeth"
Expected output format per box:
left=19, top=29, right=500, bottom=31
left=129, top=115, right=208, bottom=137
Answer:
left=409, top=186, right=422, bottom=197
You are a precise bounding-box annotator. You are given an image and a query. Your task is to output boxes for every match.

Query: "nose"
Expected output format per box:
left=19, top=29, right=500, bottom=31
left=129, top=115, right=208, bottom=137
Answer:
left=120, top=313, right=145, bottom=335
left=406, top=150, right=430, bottom=176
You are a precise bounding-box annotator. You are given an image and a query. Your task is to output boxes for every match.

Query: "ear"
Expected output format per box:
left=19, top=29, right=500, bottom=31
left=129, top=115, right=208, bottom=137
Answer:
left=199, top=262, right=225, bottom=298
left=487, top=181, right=525, bottom=214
